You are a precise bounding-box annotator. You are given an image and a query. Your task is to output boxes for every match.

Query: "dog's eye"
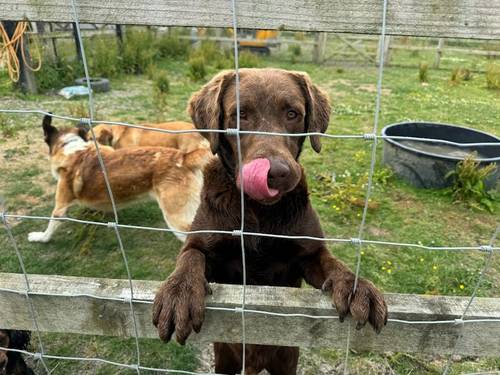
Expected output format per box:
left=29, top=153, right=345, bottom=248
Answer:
left=239, top=110, right=247, bottom=119
left=287, top=110, right=298, bottom=120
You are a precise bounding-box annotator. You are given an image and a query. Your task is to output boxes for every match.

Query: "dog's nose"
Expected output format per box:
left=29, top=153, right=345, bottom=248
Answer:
left=267, top=159, right=290, bottom=189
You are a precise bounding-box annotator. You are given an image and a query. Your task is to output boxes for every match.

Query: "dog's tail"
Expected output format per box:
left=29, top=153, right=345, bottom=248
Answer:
left=183, top=147, right=213, bottom=171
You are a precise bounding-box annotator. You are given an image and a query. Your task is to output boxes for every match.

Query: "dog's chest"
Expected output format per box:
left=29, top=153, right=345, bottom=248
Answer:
left=206, top=236, right=304, bottom=287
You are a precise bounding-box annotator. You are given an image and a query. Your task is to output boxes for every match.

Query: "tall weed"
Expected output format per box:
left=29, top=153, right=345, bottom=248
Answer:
left=445, top=153, right=497, bottom=212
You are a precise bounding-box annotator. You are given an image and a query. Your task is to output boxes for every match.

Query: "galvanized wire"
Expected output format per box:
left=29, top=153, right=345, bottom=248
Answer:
left=442, top=224, right=499, bottom=375
left=0, top=5, right=499, bottom=375
left=0, top=200, right=50, bottom=374
left=343, top=0, right=389, bottom=373
left=68, top=1, right=142, bottom=372
left=229, top=0, right=248, bottom=372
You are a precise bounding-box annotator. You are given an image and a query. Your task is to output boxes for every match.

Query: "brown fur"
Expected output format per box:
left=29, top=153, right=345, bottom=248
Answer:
left=152, top=68, right=388, bottom=374
left=0, top=330, right=33, bottom=375
left=28, top=116, right=213, bottom=243
left=91, top=121, right=210, bottom=153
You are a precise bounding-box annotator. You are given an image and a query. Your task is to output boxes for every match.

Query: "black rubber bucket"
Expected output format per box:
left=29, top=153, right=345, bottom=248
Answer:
left=382, top=122, right=500, bottom=189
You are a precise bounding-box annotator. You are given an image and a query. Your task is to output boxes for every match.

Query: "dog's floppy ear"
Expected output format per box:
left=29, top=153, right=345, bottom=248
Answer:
left=97, top=128, right=113, bottom=145
left=77, top=127, right=89, bottom=141
left=291, top=72, right=331, bottom=153
left=42, top=114, right=58, bottom=146
left=90, top=125, right=112, bottom=145
left=187, top=71, right=234, bottom=155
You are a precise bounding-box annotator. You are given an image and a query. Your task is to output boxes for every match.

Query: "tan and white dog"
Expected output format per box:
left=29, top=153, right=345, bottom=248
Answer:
left=28, top=115, right=212, bottom=243
left=91, top=121, right=210, bottom=152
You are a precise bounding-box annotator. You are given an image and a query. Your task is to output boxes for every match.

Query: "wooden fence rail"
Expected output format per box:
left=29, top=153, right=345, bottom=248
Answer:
left=1, top=0, right=499, bottom=40
left=0, top=273, right=499, bottom=357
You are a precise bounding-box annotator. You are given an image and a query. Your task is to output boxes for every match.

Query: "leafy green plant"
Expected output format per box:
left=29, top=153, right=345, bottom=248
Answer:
left=289, top=44, right=302, bottom=63
left=289, top=44, right=302, bottom=57
left=153, top=71, right=170, bottom=94
left=156, top=33, right=190, bottom=58
left=65, top=101, right=99, bottom=119
left=445, top=153, right=497, bottom=212
left=312, top=168, right=393, bottom=222
left=418, top=62, right=429, bottom=83
left=188, top=56, right=207, bottom=81
left=152, top=70, right=170, bottom=114
left=485, top=63, right=500, bottom=89
left=0, top=113, right=16, bottom=137
left=190, top=40, right=224, bottom=62
left=86, top=35, right=121, bottom=78
left=122, top=28, right=157, bottom=74
left=238, top=50, right=261, bottom=68
left=35, top=57, right=83, bottom=91
left=450, top=67, right=472, bottom=84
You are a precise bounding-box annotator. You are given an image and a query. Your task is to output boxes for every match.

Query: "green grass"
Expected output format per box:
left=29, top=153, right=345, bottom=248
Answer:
left=1, top=32, right=499, bottom=374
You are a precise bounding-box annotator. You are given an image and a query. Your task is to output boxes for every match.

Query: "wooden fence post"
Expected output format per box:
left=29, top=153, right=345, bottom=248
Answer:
left=376, top=35, right=391, bottom=66
left=72, top=22, right=83, bottom=62
left=434, top=38, right=444, bottom=68
left=115, top=24, right=124, bottom=52
left=2, top=21, right=37, bottom=94
left=313, top=32, right=327, bottom=64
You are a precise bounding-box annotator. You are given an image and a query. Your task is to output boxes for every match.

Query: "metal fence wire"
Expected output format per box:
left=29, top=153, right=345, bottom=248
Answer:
left=0, top=0, right=499, bottom=374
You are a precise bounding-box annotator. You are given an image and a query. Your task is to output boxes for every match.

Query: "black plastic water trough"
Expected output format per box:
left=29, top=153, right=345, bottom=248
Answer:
left=382, top=122, right=500, bottom=189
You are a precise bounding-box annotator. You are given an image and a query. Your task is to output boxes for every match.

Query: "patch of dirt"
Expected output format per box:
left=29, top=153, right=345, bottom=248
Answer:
left=357, top=83, right=391, bottom=95
left=368, top=226, right=390, bottom=237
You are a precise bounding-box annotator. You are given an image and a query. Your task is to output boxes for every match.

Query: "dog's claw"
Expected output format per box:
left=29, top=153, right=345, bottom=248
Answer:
left=322, top=278, right=333, bottom=293
left=205, top=281, right=213, bottom=295
left=355, top=321, right=367, bottom=330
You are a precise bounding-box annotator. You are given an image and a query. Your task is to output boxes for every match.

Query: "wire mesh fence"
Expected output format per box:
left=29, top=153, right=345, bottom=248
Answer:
left=1, top=0, right=499, bottom=374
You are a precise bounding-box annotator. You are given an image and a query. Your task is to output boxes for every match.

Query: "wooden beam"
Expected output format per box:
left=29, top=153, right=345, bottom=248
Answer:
left=0, top=1, right=499, bottom=40
left=0, top=273, right=499, bottom=356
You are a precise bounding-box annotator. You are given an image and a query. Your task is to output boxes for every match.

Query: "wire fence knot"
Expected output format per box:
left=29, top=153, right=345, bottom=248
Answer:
left=33, top=352, right=43, bottom=361
left=129, top=364, right=139, bottom=372
left=78, top=117, right=92, bottom=130
left=226, top=128, right=239, bottom=136
left=232, top=229, right=242, bottom=237
left=350, top=237, right=362, bottom=245
left=0, top=211, right=6, bottom=224
left=479, top=245, right=493, bottom=253
left=123, top=295, right=132, bottom=304
left=454, top=318, right=464, bottom=326
left=107, top=222, right=118, bottom=228
left=363, top=133, right=376, bottom=140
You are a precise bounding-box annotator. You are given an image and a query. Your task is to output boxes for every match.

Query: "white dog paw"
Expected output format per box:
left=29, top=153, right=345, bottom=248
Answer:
left=28, top=232, right=49, bottom=243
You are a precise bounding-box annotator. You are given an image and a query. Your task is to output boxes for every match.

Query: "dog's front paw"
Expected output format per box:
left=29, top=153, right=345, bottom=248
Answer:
left=28, top=232, right=49, bottom=243
left=152, top=271, right=211, bottom=344
left=322, top=273, right=387, bottom=333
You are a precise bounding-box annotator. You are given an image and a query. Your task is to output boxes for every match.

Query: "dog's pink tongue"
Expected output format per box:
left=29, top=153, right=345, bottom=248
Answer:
left=240, top=158, right=279, bottom=201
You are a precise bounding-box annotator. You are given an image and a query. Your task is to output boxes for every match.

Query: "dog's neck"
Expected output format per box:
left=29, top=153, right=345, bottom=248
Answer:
left=60, top=133, right=88, bottom=156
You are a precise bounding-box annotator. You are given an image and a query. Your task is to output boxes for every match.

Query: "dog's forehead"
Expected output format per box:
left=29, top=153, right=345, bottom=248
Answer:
left=223, top=70, right=304, bottom=107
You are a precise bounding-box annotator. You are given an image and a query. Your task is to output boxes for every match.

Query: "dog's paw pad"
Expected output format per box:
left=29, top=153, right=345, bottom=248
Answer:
left=28, top=232, right=48, bottom=242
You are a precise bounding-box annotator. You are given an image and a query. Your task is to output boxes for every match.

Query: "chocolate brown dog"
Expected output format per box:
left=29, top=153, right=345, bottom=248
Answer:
left=153, top=68, right=388, bottom=374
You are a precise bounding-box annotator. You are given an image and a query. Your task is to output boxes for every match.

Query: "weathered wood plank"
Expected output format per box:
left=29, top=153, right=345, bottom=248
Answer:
left=1, top=273, right=499, bottom=356
left=1, top=0, right=499, bottom=39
